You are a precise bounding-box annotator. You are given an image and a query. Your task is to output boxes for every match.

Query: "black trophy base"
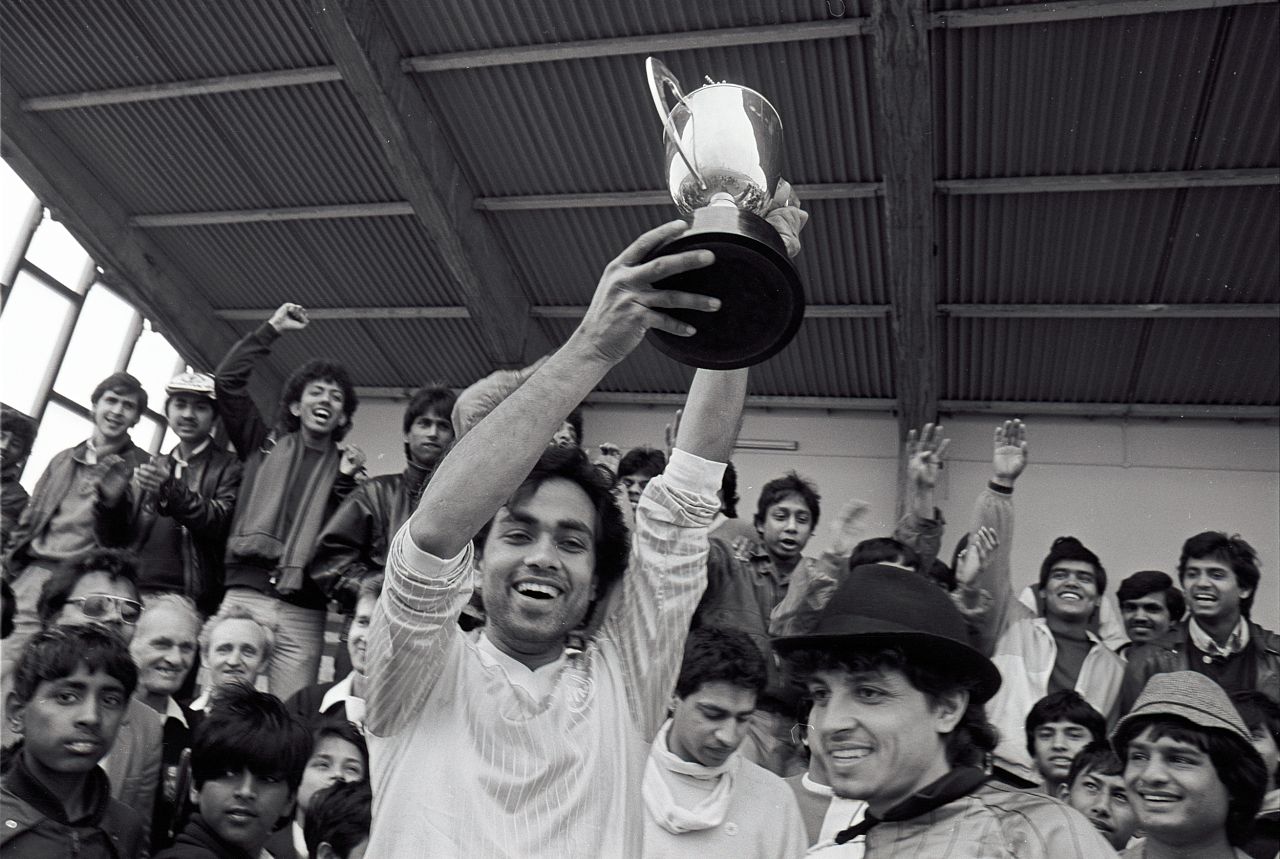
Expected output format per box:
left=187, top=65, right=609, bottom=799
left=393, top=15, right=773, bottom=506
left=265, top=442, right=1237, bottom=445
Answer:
left=644, top=205, right=805, bottom=370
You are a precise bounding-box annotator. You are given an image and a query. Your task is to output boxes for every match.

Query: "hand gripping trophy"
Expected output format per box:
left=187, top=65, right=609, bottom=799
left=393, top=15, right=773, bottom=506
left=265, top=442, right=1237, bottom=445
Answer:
left=643, top=57, right=806, bottom=369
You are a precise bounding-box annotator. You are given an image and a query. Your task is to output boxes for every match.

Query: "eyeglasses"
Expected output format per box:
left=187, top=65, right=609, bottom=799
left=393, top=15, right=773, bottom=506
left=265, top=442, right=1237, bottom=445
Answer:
left=67, top=594, right=143, bottom=624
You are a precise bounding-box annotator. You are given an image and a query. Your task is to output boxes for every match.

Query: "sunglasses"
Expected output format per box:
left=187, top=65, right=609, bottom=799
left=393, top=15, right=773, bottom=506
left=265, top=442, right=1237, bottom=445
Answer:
left=67, top=594, right=143, bottom=624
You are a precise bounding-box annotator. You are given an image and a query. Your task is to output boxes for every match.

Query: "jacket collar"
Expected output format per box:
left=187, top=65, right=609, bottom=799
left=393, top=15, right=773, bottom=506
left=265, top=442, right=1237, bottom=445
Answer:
left=1, top=745, right=111, bottom=827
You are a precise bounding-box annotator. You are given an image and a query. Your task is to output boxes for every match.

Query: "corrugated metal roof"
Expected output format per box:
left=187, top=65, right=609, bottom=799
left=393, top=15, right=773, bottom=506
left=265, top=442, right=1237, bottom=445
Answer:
left=1134, top=318, right=1280, bottom=405
left=1159, top=187, right=1280, bottom=304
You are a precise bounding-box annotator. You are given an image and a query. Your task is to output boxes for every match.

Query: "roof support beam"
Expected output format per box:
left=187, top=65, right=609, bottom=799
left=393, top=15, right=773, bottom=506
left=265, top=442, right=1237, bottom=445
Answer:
left=937, top=168, right=1279, bottom=195
left=0, top=80, right=252, bottom=384
left=931, top=0, right=1274, bottom=29
left=21, top=66, right=342, bottom=112
left=309, top=0, right=533, bottom=367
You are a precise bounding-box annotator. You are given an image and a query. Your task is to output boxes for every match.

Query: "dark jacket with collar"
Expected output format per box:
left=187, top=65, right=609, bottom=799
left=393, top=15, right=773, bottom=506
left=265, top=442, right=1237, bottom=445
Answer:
left=95, top=442, right=242, bottom=614
left=154, top=813, right=257, bottom=859
left=309, top=461, right=434, bottom=613
left=0, top=748, right=146, bottom=859
left=1119, top=618, right=1280, bottom=714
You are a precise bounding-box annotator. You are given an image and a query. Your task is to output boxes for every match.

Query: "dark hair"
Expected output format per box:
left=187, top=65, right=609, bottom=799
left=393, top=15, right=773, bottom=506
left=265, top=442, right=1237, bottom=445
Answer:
left=676, top=626, right=767, bottom=699
left=356, top=573, right=384, bottom=606
left=1116, top=570, right=1185, bottom=621
left=37, top=549, right=141, bottom=625
left=1064, top=739, right=1124, bottom=788
left=618, top=446, right=666, bottom=480
left=191, top=683, right=312, bottom=792
left=782, top=645, right=997, bottom=768
left=91, top=372, right=148, bottom=413
left=11, top=625, right=138, bottom=703
left=1024, top=690, right=1106, bottom=758
left=1114, top=714, right=1266, bottom=846
left=277, top=359, right=358, bottom=442
left=927, top=558, right=956, bottom=592
left=472, top=445, right=628, bottom=624
left=311, top=722, right=369, bottom=776
left=1, top=578, right=14, bottom=640
left=565, top=406, right=584, bottom=447
left=719, top=462, right=739, bottom=519
left=755, top=471, right=821, bottom=528
left=1039, top=536, right=1107, bottom=596
left=401, top=385, right=457, bottom=434
left=849, top=537, right=920, bottom=573
left=1179, top=532, right=1261, bottom=618
left=303, top=779, right=372, bottom=859
left=1, top=403, right=38, bottom=460
left=1232, top=690, right=1280, bottom=780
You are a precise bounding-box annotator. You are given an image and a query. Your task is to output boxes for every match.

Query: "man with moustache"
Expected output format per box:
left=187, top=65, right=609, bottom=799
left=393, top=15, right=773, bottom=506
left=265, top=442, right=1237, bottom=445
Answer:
left=1116, top=570, right=1185, bottom=654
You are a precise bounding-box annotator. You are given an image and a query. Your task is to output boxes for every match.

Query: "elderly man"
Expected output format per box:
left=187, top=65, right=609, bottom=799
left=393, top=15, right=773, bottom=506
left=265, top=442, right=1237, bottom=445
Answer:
left=189, top=603, right=273, bottom=713
left=773, top=563, right=1117, bottom=857
left=363, top=212, right=805, bottom=857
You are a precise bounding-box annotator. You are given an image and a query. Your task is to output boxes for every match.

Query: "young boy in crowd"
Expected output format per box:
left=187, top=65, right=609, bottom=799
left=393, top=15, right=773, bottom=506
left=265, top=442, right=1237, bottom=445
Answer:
left=1025, top=689, right=1107, bottom=795
left=617, top=446, right=666, bottom=513
left=302, top=779, right=372, bottom=859
left=1232, top=690, right=1280, bottom=859
left=1058, top=740, right=1139, bottom=851
left=1112, top=671, right=1267, bottom=859
left=158, top=682, right=311, bottom=859
left=1, top=625, right=147, bottom=857
left=265, top=722, right=368, bottom=859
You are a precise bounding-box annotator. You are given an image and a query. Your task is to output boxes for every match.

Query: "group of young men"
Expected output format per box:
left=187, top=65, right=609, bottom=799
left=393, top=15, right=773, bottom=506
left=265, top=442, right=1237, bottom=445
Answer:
left=0, top=200, right=1277, bottom=859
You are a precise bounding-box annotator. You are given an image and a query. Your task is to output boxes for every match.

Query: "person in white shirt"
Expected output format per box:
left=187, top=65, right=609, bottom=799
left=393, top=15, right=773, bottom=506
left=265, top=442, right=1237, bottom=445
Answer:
left=644, top=625, right=807, bottom=858
left=364, top=211, right=805, bottom=858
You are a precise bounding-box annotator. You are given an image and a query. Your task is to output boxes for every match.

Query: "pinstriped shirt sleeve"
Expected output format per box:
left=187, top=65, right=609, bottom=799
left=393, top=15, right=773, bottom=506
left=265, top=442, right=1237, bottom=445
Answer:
left=599, top=448, right=723, bottom=739
left=364, top=524, right=474, bottom=737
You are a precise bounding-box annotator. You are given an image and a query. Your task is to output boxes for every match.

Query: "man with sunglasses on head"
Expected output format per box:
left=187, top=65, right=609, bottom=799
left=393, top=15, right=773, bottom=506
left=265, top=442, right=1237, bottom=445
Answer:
left=30, top=548, right=163, bottom=835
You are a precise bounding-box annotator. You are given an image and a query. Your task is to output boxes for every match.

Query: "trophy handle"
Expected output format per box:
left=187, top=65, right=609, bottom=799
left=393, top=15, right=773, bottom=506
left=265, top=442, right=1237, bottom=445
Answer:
left=645, top=56, right=707, bottom=191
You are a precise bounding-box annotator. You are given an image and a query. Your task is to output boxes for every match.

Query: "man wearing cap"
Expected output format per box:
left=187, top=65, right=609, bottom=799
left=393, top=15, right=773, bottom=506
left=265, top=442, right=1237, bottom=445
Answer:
left=773, top=563, right=1117, bottom=857
left=1112, top=671, right=1267, bottom=859
left=97, top=372, right=242, bottom=615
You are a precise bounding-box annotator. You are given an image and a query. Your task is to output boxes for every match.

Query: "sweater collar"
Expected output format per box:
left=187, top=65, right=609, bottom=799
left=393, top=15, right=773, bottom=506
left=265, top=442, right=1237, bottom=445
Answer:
left=2, top=746, right=111, bottom=827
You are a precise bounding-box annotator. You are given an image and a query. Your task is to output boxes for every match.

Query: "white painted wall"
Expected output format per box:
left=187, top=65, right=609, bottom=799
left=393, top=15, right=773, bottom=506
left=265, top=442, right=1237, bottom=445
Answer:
left=345, top=398, right=1280, bottom=632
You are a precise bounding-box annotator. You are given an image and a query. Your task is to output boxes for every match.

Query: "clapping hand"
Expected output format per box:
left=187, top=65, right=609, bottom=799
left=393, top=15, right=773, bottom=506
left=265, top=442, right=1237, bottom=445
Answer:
left=955, top=526, right=999, bottom=587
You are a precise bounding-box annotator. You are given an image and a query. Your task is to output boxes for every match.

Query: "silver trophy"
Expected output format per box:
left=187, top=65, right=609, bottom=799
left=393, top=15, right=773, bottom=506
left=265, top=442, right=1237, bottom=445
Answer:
left=643, top=56, right=805, bottom=370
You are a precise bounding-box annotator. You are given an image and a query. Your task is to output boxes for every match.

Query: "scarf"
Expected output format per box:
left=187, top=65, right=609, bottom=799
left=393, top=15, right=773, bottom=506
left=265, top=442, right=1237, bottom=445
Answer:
left=643, top=719, right=740, bottom=834
left=835, top=766, right=990, bottom=844
left=227, top=432, right=338, bottom=595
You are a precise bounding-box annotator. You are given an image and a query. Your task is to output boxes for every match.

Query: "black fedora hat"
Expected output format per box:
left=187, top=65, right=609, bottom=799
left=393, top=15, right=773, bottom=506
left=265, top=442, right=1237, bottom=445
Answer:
left=772, top=563, right=1002, bottom=703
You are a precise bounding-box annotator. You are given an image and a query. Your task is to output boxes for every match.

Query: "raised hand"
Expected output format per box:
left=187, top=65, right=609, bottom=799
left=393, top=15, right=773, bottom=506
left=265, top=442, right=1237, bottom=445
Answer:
left=573, top=221, right=720, bottom=365
left=992, top=419, right=1028, bottom=486
left=133, top=459, right=171, bottom=496
left=830, top=498, right=872, bottom=556
left=338, top=443, right=367, bottom=477
left=955, top=526, right=999, bottom=587
left=268, top=302, right=310, bottom=333
left=764, top=179, right=809, bottom=259
left=905, top=423, right=950, bottom=491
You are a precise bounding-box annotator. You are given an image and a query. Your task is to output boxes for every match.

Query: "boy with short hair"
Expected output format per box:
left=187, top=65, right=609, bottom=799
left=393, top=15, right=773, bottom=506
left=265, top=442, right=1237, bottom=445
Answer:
left=617, top=446, right=666, bottom=512
left=1232, top=690, right=1280, bottom=859
left=157, top=682, right=311, bottom=858
left=1112, top=671, right=1267, bottom=859
left=1025, top=689, right=1107, bottom=795
left=302, top=779, right=371, bottom=859
left=1058, top=740, right=1138, bottom=851
left=1, top=625, right=147, bottom=858
left=265, top=721, right=368, bottom=859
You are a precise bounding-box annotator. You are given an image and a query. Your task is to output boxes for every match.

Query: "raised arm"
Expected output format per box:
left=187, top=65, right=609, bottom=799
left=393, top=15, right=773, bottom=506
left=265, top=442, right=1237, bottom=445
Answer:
left=214, top=303, right=309, bottom=458
left=894, top=423, right=949, bottom=570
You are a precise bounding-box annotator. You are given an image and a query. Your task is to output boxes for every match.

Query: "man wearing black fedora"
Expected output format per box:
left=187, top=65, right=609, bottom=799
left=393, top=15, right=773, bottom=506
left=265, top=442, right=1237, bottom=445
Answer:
left=772, top=563, right=1118, bottom=857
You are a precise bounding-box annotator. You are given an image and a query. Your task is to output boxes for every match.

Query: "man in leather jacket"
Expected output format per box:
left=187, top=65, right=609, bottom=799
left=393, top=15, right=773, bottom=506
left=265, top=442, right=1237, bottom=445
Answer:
left=96, top=373, right=242, bottom=615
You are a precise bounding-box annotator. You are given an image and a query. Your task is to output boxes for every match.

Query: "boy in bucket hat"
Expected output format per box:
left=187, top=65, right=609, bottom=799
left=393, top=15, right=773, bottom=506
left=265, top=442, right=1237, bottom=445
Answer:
left=773, top=563, right=1117, bottom=857
left=96, top=372, right=242, bottom=615
left=1111, top=672, right=1267, bottom=859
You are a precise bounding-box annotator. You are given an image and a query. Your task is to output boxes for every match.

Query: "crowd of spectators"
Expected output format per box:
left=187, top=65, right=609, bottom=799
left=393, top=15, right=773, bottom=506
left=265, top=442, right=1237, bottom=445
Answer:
left=0, top=209, right=1276, bottom=858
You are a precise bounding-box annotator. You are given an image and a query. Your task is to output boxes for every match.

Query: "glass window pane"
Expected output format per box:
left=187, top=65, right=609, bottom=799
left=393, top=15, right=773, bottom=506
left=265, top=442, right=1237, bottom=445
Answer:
left=137, top=415, right=165, bottom=455
left=19, top=401, right=91, bottom=493
left=127, top=322, right=183, bottom=416
left=0, top=272, right=74, bottom=414
left=54, top=284, right=138, bottom=407
left=0, top=161, right=37, bottom=255
left=25, top=213, right=91, bottom=293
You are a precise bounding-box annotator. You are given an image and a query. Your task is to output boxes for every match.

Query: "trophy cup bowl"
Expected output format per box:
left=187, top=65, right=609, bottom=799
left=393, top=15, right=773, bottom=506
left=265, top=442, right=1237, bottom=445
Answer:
left=642, top=57, right=805, bottom=370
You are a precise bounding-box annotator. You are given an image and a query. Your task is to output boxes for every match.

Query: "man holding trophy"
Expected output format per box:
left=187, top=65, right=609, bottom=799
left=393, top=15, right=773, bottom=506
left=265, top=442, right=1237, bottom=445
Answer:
left=361, top=57, right=807, bottom=858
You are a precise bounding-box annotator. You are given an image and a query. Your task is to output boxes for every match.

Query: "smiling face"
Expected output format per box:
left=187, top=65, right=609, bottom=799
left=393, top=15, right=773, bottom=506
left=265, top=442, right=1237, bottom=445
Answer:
left=131, top=605, right=200, bottom=700
left=92, top=389, right=142, bottom=444
left=1061, top=768, right=1137, bottom=850
left=8, top=666, right=127, bottom=776
left=1, top=428, right=26, bottom=466
left=668, top=680, right=757, bottom=768
left=53, top=572, right=142, bottom=645
left=1039, top=561, right=1100, bottom=622
left=196, top=767, right=294, bottom=853
left=290, top=379, right=349, bottom=441
left=346, top=592, right=376, bottom=676
left=1124, top=726, right=1231, bottom=847
left=756, top=493, right=815, bottom=566
left=404, top=408, right=454, bottom=469
left=806, top=665, right=964, bottom=815
left=1032, top=720, right=1096, bottom=786
left=1121, top=592, right=1174, bottom=643
left=1181, top=557, right=1250, bottom=628
left=206, top=618, right=268, bottom=689
left=297, top=735, right=366, bottom=816
left=479, top=477, right=598, bottom=667
left=167, top=394, right=216, bottom=445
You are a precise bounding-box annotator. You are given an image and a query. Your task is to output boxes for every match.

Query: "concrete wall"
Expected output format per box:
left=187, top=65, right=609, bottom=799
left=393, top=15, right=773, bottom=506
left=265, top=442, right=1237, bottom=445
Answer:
left=346, top=399, right=1280, bottom=632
